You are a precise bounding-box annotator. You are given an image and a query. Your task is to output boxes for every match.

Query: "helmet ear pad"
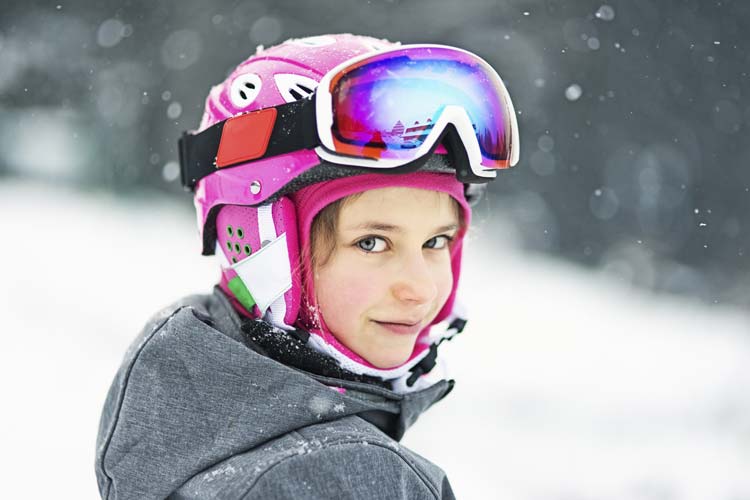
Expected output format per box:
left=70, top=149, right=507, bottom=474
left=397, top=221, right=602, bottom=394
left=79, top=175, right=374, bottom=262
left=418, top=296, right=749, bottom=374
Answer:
left=215, top=197, right=301, bottom=329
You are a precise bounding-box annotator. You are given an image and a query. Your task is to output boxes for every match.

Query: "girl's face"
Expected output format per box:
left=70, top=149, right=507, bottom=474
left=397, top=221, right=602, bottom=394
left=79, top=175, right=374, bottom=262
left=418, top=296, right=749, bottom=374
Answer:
left=313, top=187, right=460, bottom=369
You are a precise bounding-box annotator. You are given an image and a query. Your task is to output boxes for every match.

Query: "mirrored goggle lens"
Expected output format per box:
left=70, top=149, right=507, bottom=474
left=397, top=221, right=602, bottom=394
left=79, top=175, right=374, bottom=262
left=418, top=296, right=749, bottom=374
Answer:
left=330, top=47, right=512, bottom=166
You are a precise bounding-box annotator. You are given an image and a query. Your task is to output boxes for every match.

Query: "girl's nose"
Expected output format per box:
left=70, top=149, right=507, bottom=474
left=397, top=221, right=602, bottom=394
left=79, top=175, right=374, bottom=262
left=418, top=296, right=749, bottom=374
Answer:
left=391, top=253, right=438, bottom=305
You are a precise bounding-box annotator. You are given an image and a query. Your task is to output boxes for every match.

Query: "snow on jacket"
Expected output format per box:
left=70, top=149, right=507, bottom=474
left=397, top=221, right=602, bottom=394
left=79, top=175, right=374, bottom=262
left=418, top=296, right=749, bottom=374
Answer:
left=95, top=287, right=457, bottom=499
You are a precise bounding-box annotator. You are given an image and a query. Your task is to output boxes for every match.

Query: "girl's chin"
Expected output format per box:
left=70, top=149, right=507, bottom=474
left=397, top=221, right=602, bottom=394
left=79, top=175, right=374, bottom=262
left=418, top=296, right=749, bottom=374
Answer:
left=363, top=337, right=416, bottom=369
left=366, top=354, right=411, bottom=369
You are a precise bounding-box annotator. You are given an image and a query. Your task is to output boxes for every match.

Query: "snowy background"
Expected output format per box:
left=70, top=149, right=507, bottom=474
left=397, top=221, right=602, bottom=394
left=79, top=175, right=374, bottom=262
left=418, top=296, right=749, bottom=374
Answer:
left=1, top=0, right=749, bottom=498
left=1, top=180, right=749, bottom=499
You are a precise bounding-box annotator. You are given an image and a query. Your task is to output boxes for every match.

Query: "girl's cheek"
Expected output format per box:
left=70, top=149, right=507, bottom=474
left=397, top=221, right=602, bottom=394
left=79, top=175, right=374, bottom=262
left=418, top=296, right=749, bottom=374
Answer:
left=432, top=260, right=454, bottom=305
left=333, top=261, right=382, bottom=309
left=439, top=274, right=453, bottom=304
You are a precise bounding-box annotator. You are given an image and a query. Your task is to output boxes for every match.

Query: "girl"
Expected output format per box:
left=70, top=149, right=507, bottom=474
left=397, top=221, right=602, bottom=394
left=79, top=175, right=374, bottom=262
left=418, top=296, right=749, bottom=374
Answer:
left=95, top=34, right=519, bottom=499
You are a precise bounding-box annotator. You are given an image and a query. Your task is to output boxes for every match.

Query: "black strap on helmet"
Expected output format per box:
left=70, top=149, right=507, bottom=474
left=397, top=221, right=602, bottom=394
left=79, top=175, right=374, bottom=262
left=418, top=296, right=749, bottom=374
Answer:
left=405, top=316, right=467, bottom=387
left=179, top=98, right=318, bottom=191
left=178, top=93, right=495, bottom=192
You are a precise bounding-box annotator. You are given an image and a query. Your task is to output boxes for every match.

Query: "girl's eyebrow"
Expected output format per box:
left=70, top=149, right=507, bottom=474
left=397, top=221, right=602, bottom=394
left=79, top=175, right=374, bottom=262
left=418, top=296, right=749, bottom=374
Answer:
left=347, top=222, right=459, bottom=233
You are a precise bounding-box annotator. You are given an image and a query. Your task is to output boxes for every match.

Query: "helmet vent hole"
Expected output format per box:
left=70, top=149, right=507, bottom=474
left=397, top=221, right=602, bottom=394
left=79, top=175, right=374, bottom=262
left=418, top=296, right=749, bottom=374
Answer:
left=244, top=244, right=252, bottom=255
left=236, top=227, right=244, bottom=239
left=227, top=225, right=234, bottom=236
left=274, top=74, right=319, bottom=103
left=290, top=35, right=336, bottom=47
left=230, top=73, right=262, bottom=108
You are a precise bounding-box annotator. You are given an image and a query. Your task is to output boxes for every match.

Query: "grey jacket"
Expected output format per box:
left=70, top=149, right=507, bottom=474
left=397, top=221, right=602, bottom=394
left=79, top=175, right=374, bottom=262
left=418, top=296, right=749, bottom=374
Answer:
left=95, top=289, right=457, bottom=499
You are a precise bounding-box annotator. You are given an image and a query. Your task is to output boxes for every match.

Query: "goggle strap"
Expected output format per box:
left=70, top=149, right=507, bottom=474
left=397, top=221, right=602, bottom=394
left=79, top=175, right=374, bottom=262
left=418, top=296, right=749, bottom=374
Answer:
left=437, top=123, right=494, bottom=184
left=179, top=98, right=318, bottom=190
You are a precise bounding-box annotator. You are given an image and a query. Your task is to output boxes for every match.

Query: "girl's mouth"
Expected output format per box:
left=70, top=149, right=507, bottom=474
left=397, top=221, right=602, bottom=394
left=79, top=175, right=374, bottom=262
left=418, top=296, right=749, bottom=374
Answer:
left=373, top=320, right=422, bottom=335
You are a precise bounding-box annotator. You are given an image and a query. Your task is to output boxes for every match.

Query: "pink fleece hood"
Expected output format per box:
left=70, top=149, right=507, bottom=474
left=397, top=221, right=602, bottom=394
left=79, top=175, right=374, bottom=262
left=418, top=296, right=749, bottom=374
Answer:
left=290, top=170, right=472, bottom=372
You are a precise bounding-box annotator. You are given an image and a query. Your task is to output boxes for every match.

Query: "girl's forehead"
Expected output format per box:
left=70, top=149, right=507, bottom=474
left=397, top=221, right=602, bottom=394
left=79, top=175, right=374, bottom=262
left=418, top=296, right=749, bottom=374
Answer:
left=339, top=187, right=458, bottom=228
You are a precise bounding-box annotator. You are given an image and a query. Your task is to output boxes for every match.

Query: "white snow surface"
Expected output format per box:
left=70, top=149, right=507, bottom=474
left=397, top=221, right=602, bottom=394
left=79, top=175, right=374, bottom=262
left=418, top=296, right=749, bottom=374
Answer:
left=0, top=179, right=748, bottom=499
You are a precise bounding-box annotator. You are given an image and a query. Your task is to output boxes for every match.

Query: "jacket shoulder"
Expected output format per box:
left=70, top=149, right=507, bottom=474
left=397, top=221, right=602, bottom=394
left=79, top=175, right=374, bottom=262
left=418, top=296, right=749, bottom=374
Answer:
left=95, top=294, right=218, bottom=499
left=173, top=416, right=455, bottom=500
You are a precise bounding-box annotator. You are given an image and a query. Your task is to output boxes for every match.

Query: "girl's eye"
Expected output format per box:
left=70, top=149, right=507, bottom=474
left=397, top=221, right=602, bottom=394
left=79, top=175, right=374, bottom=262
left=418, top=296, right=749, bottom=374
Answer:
left=356, top=236, right=388, bottom=253
left=425, top=235, right=453, bottom=250
left=356, top=234, right=454, bottom=253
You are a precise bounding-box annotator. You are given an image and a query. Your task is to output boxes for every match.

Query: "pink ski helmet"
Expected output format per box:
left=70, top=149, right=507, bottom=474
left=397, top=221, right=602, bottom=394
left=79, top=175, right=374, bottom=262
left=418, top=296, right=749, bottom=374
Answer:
left=187, top=34, right=493, bottom=376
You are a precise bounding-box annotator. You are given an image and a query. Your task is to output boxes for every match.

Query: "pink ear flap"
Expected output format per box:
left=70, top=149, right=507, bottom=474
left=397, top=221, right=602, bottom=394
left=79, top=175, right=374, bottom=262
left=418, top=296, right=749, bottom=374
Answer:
left=270, top=197, right=301, bottom=328
left=214, top=197, right=301, bottom=330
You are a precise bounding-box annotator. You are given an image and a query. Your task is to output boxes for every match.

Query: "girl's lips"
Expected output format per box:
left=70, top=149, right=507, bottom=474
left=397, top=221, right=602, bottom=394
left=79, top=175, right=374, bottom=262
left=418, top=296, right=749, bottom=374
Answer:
left=373, top=320, right=422, bottom=335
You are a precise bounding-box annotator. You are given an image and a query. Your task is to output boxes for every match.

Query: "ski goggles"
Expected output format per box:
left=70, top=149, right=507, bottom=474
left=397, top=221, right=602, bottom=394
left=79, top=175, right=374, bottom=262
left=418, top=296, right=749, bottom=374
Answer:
left=180, top=44, right=519, bottom=190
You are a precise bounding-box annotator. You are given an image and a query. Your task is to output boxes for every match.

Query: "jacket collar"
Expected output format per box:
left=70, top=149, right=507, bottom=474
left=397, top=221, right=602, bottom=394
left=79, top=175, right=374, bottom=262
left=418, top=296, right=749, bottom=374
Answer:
left=206, top=286, right=457, bottom=440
